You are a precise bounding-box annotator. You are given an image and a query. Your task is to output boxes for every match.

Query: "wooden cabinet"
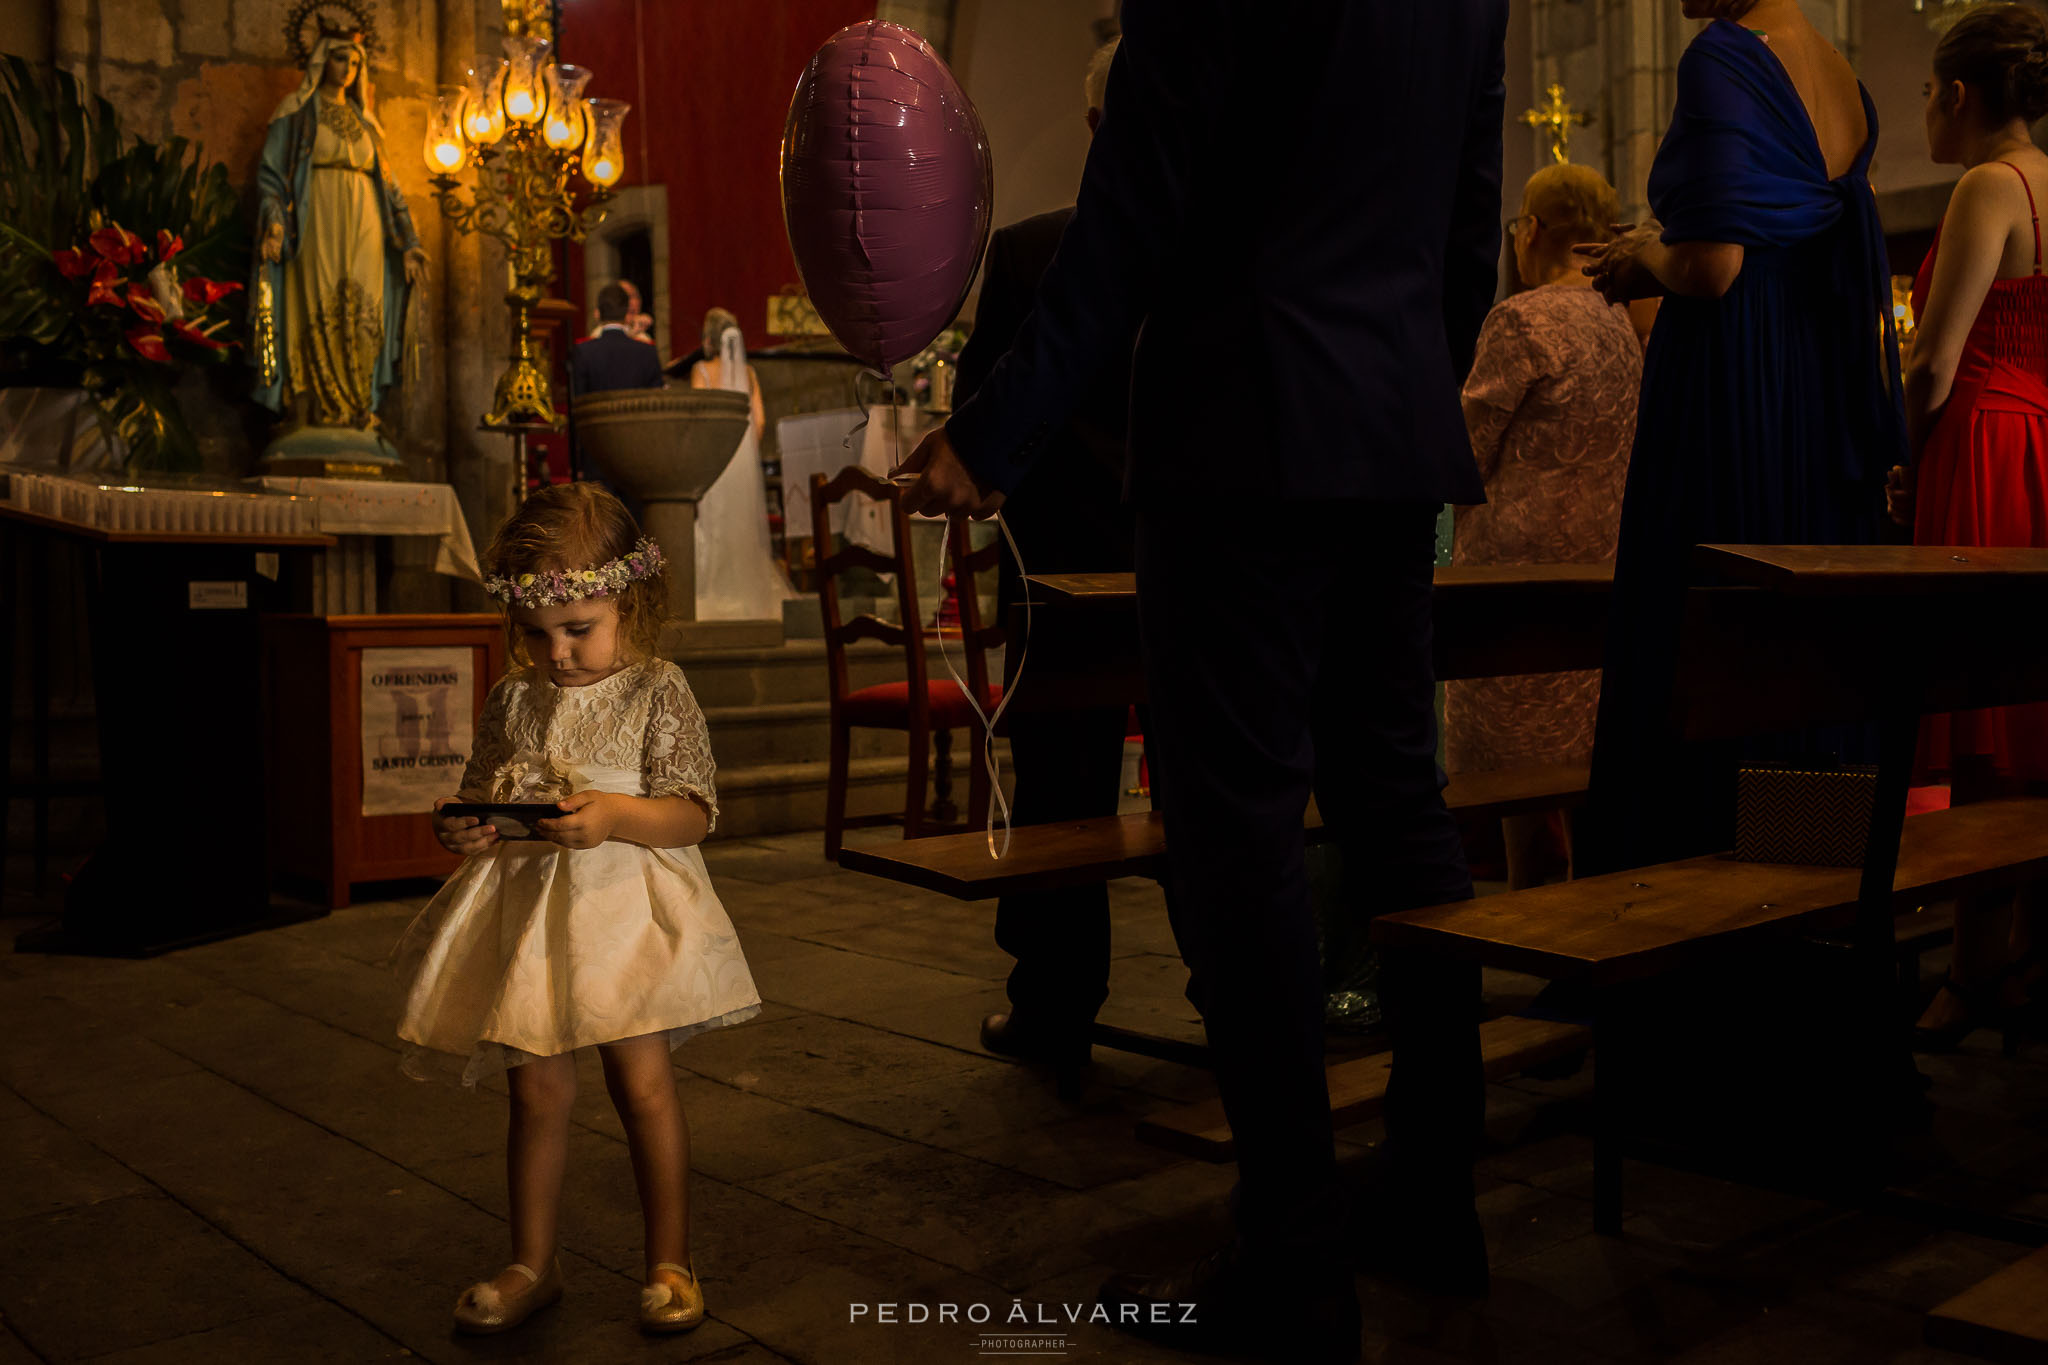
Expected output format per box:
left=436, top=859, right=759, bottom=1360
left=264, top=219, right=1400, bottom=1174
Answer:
left=2, top=504, right=335, bottom=955
left=262, top=614, right=505, bottom=908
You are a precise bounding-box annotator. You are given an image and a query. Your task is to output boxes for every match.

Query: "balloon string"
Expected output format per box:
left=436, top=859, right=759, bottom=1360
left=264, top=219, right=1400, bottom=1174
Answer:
left=841, top=368, right=889, bottom=449
left=889, top=384, right=1025, bottom=862
left=901, top=397, right=1019, bottom=863
left=928, top=510, right=1025, bottom=860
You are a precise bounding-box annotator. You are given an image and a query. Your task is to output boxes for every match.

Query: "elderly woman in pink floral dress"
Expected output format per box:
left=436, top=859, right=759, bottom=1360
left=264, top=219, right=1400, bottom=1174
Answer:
left=1446, top=163, right=1642, bottom=888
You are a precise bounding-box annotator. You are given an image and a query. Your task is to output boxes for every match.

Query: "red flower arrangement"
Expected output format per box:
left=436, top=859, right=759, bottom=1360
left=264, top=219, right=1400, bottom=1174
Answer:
left=49, top=221, right=239, bottom=363
left=1, top=54, right=248, bottom=470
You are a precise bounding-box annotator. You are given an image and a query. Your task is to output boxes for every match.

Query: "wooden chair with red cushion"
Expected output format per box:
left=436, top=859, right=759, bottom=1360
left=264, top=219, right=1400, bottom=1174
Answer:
left=810, top=467, right=1003, bottom=859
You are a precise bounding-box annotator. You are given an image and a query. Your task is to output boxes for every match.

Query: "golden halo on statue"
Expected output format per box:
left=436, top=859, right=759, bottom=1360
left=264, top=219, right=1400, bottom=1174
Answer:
left=284, top=0, right=381, bottom=68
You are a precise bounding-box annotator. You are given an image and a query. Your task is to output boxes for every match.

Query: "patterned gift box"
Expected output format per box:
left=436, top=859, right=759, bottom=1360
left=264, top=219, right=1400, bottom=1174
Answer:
left=1734, top=764, right=1878, bottom=867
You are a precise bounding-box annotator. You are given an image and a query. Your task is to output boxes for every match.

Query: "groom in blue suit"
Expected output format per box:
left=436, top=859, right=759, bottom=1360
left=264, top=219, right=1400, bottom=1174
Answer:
left=902, top=2, right=1506, bottom=1356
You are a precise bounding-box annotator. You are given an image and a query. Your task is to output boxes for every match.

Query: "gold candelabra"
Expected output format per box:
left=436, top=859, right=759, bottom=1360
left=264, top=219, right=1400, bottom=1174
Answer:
left=424, top=34, right=628, bottom=429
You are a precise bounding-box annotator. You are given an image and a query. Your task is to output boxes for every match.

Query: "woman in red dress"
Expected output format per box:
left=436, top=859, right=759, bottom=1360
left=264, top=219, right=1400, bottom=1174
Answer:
left=1895, top=2, right=2048, bottom=1049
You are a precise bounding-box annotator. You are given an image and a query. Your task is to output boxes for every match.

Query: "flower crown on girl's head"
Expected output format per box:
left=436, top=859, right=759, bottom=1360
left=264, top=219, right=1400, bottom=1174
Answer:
left=483, top=537, right=666, bottom=608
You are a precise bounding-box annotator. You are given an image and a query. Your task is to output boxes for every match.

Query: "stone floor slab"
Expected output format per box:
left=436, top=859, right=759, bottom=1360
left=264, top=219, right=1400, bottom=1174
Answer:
left=686, top=1176, right=1005, bottom=1365
left=23, top=1067, right=556, bottom=1360
left=955, top=1106, right=1193, bottom=1192
left=86, top=971, right=502, bottom=1175
left=801, top=910, right=1013, bottom=981
left=0, top=1326, right=41, bottom=1365
left=0, top=1004, right=204, bottom=1107
left=0, top=1108, right=153, bottom=1223
left=0, top=1192, right=306, bottom=1362
left=72, top=1301, right=411, bottom=1364
left=746, top=941, right=992, bottom=1020
left=818, top=1062, right=1092, bottom=1151
left=674, top=1012, right=996, bottom=1106
left=273, top=898, right=421, bottom=968
left=719, top=885, right=912, bottom=939
left=856, top=982, right=1015, bottom=1056
left=744, top=1143, right=1147, bottom=1286
left=166, top=932, right=407, bottom=1048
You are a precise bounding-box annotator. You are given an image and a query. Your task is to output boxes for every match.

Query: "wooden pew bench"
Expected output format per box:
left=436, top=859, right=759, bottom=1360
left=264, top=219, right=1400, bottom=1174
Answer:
left=1355, top=545, right=2048, bottom=1238
left=1371, top=798, right=2048, bottom=984
left=1133, top=799, right=2042, bottom=1160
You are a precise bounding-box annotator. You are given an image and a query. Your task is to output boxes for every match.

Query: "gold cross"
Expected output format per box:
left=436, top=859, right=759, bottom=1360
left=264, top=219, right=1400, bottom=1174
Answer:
left=1521, top=84, right=1592, bottom=165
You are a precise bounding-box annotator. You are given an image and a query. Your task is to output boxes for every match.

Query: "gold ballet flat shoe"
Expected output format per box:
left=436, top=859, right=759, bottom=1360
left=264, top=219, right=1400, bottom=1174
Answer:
left=640, top=1261, right=704, bottom=1333
left=453, top=1258, right=563, bottom=1334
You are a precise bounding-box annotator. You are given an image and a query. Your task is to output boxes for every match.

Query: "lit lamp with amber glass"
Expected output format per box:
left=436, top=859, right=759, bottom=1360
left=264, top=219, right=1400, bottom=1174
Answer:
left=424, top=36, right=628, bottom=431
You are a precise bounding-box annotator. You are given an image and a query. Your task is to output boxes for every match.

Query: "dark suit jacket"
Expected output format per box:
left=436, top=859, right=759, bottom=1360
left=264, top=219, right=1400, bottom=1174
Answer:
left=957, top=207, right=1133, bottom=597
left=947, top=0, right=1504, bottom=507
left=569, top=327, right=664, bottom=397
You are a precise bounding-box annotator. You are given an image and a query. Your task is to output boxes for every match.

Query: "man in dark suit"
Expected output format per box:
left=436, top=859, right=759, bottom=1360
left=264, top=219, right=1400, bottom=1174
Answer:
left=569, top=282, right=664, bottom=489
left=901, top=3, right=1506, bottom=1355
left=571, top=283, right=665, bottom=398
left=959, top=38, right=1136, bottom=1078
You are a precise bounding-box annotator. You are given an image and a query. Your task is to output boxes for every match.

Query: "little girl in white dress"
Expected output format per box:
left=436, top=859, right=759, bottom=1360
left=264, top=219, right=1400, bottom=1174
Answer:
left=392, top=482, right=759, bottom=1338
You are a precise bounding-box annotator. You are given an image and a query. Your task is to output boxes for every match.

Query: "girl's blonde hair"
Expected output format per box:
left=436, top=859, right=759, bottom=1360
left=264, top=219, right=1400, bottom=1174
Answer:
left=482, top=483, right=670, bottom=670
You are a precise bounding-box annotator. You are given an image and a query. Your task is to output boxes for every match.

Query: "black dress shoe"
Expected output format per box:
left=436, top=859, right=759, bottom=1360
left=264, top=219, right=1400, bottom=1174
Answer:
left=979, top=1012, right=1090, bottom=1069
left=1097, top=1240, right=1360, bottom=1363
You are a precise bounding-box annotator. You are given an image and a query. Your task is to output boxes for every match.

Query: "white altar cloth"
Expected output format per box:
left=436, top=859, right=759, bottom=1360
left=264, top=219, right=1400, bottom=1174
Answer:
left=254, top=477, right=481, bottom=583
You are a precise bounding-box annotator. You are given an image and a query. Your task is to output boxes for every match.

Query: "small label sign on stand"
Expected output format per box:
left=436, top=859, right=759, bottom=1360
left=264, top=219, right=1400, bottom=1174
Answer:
left=188, top=580, right=249, bottom=609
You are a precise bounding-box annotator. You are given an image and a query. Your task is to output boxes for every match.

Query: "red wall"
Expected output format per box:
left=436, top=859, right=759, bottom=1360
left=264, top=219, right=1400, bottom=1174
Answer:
left=560, top=0, right=874, bottom=352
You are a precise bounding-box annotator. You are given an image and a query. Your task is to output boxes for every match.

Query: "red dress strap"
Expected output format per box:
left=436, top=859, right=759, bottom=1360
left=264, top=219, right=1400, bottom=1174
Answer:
left=1999, top=160, right=2043, bottom=275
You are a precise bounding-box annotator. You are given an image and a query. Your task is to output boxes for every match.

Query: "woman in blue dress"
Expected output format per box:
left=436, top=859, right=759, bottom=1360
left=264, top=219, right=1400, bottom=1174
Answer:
left=1574, top=1, right=1908, bottom=873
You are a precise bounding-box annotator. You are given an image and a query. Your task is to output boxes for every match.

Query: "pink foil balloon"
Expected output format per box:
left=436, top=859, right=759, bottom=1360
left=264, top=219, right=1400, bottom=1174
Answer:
left=781, top=21, right=992, bottom=372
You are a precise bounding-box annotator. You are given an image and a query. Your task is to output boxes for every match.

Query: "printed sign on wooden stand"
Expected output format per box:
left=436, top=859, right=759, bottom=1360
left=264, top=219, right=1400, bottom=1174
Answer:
left=359, top=647, right=475, bottom=816
left=264, top=614, right=504, bottom=908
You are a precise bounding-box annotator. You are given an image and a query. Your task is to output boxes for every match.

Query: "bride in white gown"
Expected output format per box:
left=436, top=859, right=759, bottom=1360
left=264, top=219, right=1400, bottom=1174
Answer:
left=688, top=308, right=796, bottom=620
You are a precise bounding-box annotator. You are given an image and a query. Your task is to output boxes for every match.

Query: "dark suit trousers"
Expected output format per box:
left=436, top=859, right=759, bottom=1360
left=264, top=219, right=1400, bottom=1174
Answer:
left=992, top=702, right=1125, bottom=1031
left=991, top=554, right=1125, bottom=1033
left=1135, top=499, right=1483, bottom=1263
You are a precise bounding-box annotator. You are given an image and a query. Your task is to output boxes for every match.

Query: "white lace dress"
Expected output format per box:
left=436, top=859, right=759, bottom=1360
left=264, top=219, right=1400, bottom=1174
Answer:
left=393, top=659, right=760, bottom=1084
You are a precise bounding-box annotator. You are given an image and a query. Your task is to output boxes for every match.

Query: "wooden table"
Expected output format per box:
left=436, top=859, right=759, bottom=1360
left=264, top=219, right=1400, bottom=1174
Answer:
left=0, top=503, right=336, bottom=954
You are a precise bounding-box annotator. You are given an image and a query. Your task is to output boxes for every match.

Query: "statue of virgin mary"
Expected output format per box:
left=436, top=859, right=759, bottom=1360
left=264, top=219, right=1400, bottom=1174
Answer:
left=251, top=25, right=427, bottom=468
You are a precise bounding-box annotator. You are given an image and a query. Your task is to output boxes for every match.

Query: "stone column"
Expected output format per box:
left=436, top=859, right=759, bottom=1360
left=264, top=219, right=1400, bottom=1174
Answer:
left=439, top=0, right=520, bottom=603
